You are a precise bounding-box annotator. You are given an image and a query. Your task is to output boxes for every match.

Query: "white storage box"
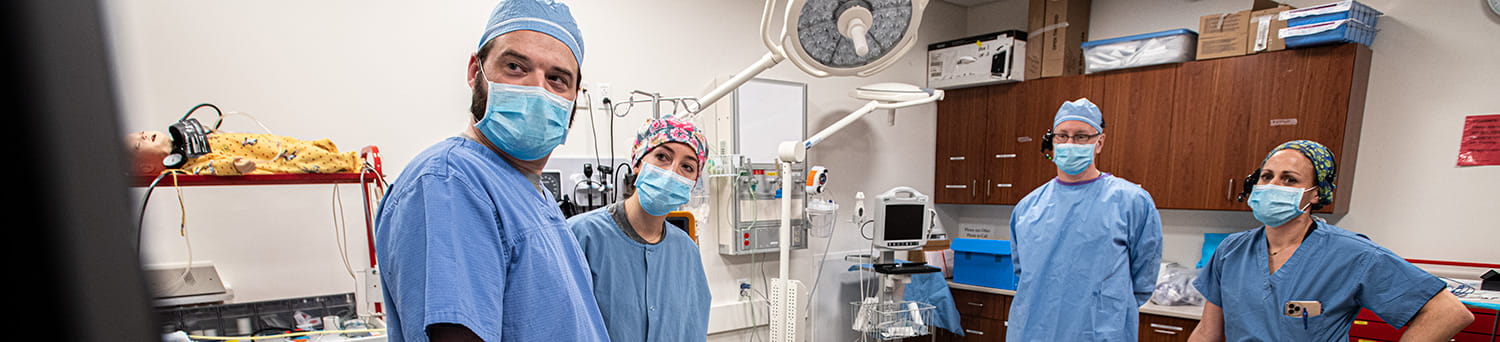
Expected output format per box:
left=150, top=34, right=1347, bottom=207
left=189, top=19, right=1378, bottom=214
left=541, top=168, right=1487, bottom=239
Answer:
left=927, top=30, right=1027, bottom=89
left=1081, top=29, right=1198, bottom=74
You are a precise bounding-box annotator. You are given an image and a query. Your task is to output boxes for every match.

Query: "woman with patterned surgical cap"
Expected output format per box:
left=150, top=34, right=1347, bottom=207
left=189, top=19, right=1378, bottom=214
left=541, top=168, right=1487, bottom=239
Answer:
left=566, top=116, right=712, bottom=342
left=1189, top=140, right=1474, bottom=341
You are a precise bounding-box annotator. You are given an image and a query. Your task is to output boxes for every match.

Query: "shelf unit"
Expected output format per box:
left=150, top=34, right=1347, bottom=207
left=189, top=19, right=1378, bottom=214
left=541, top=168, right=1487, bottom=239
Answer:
left=132, top=145, right=389, bottom=310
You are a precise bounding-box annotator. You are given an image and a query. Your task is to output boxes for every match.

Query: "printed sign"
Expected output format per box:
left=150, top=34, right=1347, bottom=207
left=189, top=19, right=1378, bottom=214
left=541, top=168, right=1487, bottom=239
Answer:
left=1457, top=114, right=1500, bottom=167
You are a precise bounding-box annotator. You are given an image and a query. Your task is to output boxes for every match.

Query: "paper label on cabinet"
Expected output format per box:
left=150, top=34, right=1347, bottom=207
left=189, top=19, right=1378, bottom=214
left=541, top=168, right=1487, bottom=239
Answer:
left=1270, top=118, right=1298, bottom=127
left=1017, top=136, right=1034, bottom=143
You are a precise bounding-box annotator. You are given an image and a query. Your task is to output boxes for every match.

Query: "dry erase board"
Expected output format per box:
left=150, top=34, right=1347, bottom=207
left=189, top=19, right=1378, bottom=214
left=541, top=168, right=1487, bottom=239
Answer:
left=733, top=78, right=807, bottom=163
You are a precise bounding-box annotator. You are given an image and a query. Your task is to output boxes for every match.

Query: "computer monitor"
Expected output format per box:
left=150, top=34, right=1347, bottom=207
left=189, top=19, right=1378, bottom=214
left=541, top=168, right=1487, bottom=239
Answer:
left=872, top=187, right=932, bottom=250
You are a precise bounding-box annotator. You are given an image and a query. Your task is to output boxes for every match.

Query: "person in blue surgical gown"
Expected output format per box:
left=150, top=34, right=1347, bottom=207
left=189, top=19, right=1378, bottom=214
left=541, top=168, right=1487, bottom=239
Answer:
left=372, top=1, right=610, bottom=341
left=1007, top=98, right=1163, bottom=341
left=1187, top=140, right=1473, bottom=341
left=566, top=116, right=713, bottom=342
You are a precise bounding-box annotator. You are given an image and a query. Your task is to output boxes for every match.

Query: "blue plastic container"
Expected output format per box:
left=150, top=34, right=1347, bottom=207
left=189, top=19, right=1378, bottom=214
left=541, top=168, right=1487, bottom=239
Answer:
left=1281, top=19, right=1377, bottom=48
left=950, top=238, right=1016, bottom=290
left=1280, top=0, right=1382, bottom=27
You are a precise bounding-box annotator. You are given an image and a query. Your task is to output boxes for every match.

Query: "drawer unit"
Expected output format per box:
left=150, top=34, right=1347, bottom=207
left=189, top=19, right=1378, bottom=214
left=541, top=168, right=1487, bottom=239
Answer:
left=951, top=288, right=1009, bottom=320
left=1140, top=313, right=1198, bottom=342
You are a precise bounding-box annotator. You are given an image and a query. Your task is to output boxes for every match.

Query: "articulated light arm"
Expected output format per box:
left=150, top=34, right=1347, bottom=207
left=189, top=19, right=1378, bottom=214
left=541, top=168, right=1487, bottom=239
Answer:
left=776, top=88, right=946, bottom=163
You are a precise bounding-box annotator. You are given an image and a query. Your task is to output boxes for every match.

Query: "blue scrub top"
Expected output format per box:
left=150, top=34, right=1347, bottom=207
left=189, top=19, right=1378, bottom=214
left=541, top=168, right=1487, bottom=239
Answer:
left=1193, top=220, right=1445, bottom=341
left=1007, top=174, right=1163, bottom=342
left=374, top=137, right=609, bottom=342
left=566, top=203, right=712, bottom=342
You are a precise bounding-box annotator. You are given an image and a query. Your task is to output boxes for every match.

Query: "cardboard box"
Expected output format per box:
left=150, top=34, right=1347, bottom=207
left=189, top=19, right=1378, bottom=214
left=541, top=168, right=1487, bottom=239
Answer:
left=1247, top=5, right=1295, bottom=53
left=1197, top=10, right=1251, bottom=60
left=1197, top=0, right=1290, bottom=60
left=1041, top=0, right=1091, bottom=77
left=1025, top=0, right=1046, bottom=80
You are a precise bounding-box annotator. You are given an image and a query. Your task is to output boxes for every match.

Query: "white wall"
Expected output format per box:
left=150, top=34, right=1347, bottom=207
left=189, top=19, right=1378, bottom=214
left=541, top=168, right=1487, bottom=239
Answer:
left=105, top=0, right=968, bottom=340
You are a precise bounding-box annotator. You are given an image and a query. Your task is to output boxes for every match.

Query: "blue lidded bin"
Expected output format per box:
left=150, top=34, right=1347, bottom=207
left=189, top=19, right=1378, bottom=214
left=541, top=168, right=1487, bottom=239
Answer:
left=950, top=238, right=1016, bottom=290
left=1280, top=0, right=1383, bottom=27
left=1281, top=19, right=1377, bottom=48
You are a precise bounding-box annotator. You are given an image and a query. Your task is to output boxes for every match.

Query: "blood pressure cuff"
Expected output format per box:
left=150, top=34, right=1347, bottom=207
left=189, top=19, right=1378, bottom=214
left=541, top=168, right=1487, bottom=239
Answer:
left=165, top=118, right=212, bottom=168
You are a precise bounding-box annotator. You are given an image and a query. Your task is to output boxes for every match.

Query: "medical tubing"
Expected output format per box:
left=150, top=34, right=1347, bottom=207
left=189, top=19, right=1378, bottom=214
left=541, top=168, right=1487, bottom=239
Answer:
left=615, top=162, right=632, bottom=202
left=179, top=103, right=224, bottom=129
left=331, top=184, right=357, bottom=283
left=584, top=89, right=604, bottom=172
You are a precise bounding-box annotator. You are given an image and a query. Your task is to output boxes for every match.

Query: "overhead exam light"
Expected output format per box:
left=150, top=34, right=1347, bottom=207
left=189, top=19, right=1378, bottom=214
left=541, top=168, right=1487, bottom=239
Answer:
left=690, top=0, right=931, bottom=115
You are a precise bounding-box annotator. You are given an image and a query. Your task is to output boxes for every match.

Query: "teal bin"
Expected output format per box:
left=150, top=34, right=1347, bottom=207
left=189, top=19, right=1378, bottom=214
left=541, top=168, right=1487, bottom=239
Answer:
left=950, top=238, right=1016, bottom=290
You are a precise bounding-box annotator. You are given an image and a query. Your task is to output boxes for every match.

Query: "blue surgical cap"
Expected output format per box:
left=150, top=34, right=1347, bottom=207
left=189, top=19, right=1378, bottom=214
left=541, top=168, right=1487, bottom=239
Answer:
left=1053, top=98, right=1104, bottom=133
left=478, top=0, right=585, bottom=67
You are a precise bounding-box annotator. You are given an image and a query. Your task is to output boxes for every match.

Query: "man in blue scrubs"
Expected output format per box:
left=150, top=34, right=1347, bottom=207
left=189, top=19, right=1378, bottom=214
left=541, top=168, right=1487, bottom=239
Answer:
left=566, top=117, right=712, bottom=341
left=1007, top=98, right=1163, bottom=341
left=1188, top=140, right=1474, bottom=341
left=373, top=1, right=609, bottom=341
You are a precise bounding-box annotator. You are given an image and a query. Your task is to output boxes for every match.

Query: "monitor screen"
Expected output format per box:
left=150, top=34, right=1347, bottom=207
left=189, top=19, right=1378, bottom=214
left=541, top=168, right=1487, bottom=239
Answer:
left=883, top=204, right=926, bottom=241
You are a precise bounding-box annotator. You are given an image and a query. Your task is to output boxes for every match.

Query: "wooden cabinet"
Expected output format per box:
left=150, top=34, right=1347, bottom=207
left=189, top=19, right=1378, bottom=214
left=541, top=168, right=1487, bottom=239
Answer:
left=1090, top=64, right=1180, bottom=204
left=933, top=43, right=1371, bottom=212
left=1139, top=313, right=1198, bottom=342
left=936, top=289, right=1012, bottom=341
left=934, top=86, right=990, bottom=204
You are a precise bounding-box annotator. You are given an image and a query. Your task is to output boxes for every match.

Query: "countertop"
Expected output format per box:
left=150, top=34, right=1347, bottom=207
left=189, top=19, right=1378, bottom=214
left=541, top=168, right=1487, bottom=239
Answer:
left=948, top=281, right=1206, bottom=320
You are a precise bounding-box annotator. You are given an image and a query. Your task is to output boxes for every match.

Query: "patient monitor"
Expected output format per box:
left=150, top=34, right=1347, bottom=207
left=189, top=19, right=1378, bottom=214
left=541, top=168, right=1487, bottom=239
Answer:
left=872, top=187, right=932, bottom=250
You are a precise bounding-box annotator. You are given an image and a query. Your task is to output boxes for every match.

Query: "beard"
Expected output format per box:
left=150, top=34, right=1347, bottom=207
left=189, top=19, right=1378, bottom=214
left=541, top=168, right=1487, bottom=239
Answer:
left=469, top=77, right=486, bottom=123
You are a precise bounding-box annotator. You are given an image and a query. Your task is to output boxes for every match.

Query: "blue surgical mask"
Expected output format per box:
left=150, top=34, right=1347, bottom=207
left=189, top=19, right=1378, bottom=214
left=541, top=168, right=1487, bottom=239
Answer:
left=634, top=162, right=695, bottom=216
left=1052, top=143, right=1096, bottom=175
left=474, top=69, right=574, bottom=161
left=1247, top=184, right=1314, bottom=228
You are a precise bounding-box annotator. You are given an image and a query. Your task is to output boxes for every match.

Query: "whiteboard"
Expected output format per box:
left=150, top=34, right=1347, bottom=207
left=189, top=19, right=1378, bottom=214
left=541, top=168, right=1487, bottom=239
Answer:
left=733, top=78, right=806, bottom=163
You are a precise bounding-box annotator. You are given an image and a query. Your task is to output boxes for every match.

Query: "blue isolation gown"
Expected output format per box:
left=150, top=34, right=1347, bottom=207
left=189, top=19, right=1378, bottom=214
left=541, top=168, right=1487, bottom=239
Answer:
left=374, top=137, right=609, bottom=342
left=1007, top=174, right=1163, bottom=341
left=1193, top=220, right=1445, bottom=341
left=566, top=203, right=712, bottom=342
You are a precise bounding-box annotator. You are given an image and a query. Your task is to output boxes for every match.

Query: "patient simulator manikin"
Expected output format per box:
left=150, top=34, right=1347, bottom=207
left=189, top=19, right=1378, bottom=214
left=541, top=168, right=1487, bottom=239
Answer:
left=126, top=126, right=360, bottom=176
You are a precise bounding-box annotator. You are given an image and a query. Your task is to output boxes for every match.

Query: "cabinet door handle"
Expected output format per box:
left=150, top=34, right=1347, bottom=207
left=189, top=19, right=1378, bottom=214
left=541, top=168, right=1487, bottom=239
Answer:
left=964, top=329, right=984, bottom=335
left=965, top=302, right=984, bottom=307
left=986, top=180, right=992, bottom=197
left=972, top=180, right=977, bottom=198
left=996, top=183, right=1013, bottom=188
left=1150, top=323, right=1184, bottom=331
left=995, top=154, right=1017, bottom=159
left=1153, top=329, right=1178, bottom=335
left=945, top=185, right=968, bottom=189
left=949, top=156, right=966, bottom=161
left=1227, top=178, right=1235, bottom=201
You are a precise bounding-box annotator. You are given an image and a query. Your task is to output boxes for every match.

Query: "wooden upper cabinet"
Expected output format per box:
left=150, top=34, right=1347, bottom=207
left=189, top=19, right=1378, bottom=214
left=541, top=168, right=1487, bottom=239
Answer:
left=1089, top=64, right=1180, bottom=207
left=1165, top=56, right=1259, bottom=210
left=934, top=86, right=990, bottom=204
left=982, top=83, right=1024, bottom=204
left=931, top=43, right=1369, bottom=211
left=1242, top=44, right=1370, bottom=214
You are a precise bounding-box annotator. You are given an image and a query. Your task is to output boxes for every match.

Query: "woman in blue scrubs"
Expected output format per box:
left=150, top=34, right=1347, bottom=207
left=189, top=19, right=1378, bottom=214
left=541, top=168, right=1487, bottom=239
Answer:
left=1188, top=140, right=1474, bottom=341
left=565, top=116, right=712, bottom=342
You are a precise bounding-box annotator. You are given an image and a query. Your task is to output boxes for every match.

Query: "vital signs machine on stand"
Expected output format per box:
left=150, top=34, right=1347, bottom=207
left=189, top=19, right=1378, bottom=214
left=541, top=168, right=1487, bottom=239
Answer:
left=846, top=187, right=943, bottom=340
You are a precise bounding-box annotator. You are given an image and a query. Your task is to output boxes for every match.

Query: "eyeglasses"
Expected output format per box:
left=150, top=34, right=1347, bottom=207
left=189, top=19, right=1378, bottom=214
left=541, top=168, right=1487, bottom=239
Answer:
left=1051, top=132, right=1101, bottom=143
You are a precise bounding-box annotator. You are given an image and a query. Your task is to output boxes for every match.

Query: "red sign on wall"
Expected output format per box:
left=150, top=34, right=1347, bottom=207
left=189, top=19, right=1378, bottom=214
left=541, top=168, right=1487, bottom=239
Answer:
left=1457, top=114, right=1500, bottom=167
